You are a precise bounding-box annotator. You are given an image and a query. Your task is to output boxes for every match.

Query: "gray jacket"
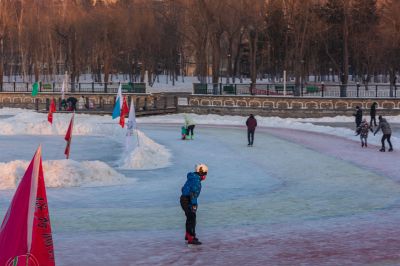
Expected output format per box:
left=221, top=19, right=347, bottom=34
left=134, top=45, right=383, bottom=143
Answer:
left=375, top=118, right=392, bottom=135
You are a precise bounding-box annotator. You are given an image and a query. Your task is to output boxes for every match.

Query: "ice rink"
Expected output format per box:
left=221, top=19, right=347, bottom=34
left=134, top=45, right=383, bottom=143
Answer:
left=0, top=110, right=400, bottom=265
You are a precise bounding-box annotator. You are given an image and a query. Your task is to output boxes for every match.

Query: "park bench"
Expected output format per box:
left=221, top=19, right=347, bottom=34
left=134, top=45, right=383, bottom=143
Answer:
left=41, top=83, right=53, bottom=92
left=121, top=83, right=146, bottom=93
left=306, top=85, right=320, bottom=93
left=223, top=85, right=235, bottom=94
left=193, top=83, right=208, bottom=94
left=275, top=85, right=294, bottom=94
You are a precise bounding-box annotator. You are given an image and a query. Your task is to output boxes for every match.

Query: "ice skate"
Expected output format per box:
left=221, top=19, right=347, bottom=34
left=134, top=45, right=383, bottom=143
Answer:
left=379, top=148, right=385, bottom=152
left=389, top=148, right=393, bottom=152
left=188, top=238, right=202, bottom=245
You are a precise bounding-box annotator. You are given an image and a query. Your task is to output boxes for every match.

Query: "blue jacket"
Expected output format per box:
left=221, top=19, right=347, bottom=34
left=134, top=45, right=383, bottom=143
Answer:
left=181, top=172, right=202, bottom=207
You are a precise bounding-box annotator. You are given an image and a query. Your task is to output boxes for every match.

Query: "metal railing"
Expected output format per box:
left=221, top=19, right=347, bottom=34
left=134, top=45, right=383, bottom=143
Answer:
left=0, top=82, right=147, bottom=94
left=0, top=94, right=178, bottom=114
left=193, top=83, right=399, bottom=98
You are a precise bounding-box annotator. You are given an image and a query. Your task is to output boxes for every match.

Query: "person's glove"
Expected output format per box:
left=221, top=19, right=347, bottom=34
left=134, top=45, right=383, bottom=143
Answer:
left=374, top=133, right=376, bottom=136
left=191, top=205, right=197, bottom=213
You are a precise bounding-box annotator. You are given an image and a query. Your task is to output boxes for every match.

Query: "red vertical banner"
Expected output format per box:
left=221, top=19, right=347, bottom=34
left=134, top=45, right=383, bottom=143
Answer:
left=47, top=99, right=56, bottom=124
left=30, top=157, right=55, bottom=265
left=0, top=146, right=55, bottom=266
left=119, top=96, right=129, bottom=128
left=64, top=114, right=74, bottom=159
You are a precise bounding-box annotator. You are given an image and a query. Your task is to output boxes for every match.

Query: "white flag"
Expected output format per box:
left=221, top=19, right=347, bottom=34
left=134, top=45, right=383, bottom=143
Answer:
left=126, top=98, right=136, bottom=137
left=117, top=83, right=123, bottom=109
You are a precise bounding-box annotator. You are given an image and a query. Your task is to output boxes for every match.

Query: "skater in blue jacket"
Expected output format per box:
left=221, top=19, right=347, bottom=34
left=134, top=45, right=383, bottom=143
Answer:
left=180, top=163, right=208, bottom=245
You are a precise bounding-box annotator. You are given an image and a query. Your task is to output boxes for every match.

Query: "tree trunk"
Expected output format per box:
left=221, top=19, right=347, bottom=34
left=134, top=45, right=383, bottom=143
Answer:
left=0, top=38, right=3, bottom=90
left=341, top=3, right=349, bottom=97
left=389, top=68, right=396, bottom=98
left=232, top=33, right=243, bottom=84
left=249, top=30, right=258, bottom=95
left=70, top=30, right=77, bottom=85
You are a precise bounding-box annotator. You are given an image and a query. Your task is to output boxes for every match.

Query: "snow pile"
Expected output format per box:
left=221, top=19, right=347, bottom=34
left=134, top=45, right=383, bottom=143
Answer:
left=120, top=131, right=172, bottom=170
left=0, top=110, right=123, bottom=137
left=0, top=159, right=129, bottom=190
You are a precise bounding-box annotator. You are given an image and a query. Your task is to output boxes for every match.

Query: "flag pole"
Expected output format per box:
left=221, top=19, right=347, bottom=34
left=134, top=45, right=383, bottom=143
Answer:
left=65, top=112, right=74, bottom=159
left=25, top=253, right=30, bottom=266
left=69, top=112, right=74, bottom=159
left=135, top=128, right=140, bottom=147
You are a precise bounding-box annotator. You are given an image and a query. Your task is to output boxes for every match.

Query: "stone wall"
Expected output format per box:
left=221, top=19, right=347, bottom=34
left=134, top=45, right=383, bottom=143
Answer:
left=3, top=93, right=400, bottom=118
left=178, top=95, right=400, bottom=118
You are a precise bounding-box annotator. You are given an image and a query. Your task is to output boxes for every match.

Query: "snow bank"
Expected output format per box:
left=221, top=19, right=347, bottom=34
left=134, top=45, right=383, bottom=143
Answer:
left=0, top=159, right=129, bottom=190
left=138, top=113, right=400, bottom=148
left=120, top=131, right=172, bottom=170
left=2, top=108, right=400, bottom=171
left=0, top=108, right=172, bottom=170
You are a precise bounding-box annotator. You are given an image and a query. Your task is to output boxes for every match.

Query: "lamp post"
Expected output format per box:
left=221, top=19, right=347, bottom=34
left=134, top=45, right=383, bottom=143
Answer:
left=329, top=68, right=333, bottom=82
left=300, top=59, right=305, bottom=96
left=227, top=53, right=231, bottom=84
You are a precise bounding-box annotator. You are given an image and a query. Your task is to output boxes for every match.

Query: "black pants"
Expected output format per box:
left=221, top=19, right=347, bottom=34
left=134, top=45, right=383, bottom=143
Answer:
left=248, top=129, right=255, bottom=145
left=381, top=134, right=393, bottom=150
left=180, top=196, right=196, bottom=237
left=370, top=116, right=377, bottom=127
left=187, top=125, right=195, bottom=136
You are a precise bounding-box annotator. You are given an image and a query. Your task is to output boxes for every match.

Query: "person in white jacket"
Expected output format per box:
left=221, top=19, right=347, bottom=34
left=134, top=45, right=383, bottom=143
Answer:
left=184, top=114, right=195, bottom=140
left=78, top=95, right=85, bottom=110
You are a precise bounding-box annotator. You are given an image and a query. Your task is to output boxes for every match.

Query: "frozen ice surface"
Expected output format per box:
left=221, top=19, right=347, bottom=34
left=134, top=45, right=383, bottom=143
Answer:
left=0, top=108, right=400, bottom=265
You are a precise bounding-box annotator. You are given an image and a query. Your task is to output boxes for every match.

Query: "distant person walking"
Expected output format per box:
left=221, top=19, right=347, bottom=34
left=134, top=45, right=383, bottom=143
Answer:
left=374, top=115, right=393, bottom=152
left=78, top=95, right=85, bottom=110
left=370, top=102, right=378, bottom=127
left=353, top=106, right=363, bottom=128
left=184, top=114, right=195, bottom=140
left=246, top=114, right=257, bottom=146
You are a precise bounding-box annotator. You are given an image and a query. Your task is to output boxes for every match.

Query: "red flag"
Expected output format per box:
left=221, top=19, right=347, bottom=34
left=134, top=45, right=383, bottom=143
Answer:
left=64, top=114, right=74, bottom=159
left=119, top=96, right=129, bottom=128
left=0, top=146, right=55, bottom=266
left=47, top=99, right=56, bottom=124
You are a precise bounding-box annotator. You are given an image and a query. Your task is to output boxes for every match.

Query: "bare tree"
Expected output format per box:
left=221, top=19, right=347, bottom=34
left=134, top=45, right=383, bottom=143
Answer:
left=0, top=0, right=12, bottom=88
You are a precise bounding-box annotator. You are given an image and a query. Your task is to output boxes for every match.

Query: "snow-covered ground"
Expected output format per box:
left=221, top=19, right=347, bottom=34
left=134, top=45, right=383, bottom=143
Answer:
left=0, top=108, right=400, bottom=265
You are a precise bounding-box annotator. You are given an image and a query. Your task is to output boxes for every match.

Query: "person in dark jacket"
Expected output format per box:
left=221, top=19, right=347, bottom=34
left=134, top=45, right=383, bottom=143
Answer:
left=370, top=102, right=378, bottom=127
left=353, top=106, right=363, bottom=128
left=246, top=114, right=257, bottom=146
left=374, top=115, right=393, bottom=152
left=180, top=163, right=208, bottom=245
left=356, top=119, right=373, bottom=148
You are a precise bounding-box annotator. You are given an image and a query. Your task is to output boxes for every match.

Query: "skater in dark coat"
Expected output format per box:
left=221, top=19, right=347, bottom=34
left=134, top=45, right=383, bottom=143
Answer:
left=180, top=164, right=208, bottom=245
left=246, top=114, right=257, bottom=146
left=356, top=119, right=373, bottom=148
left=370, top=102, right=378, bottom=127
left=374, top=115, right=393, bottom=152
left=353, top=106, right=363, bottom=128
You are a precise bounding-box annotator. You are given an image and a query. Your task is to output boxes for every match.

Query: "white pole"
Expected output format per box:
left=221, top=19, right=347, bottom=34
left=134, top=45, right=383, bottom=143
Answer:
left=283, top=70, right=287, bottom=96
